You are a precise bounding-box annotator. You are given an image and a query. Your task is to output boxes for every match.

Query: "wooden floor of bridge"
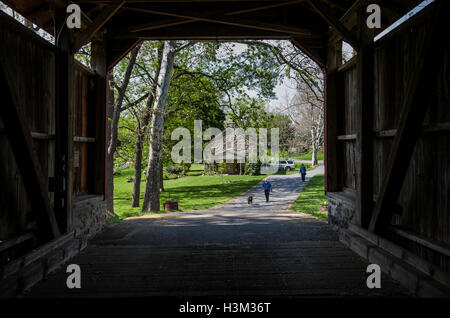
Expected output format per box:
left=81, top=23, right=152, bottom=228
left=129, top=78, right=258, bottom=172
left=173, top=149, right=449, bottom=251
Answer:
left=23, top=211, right=410, bottom=298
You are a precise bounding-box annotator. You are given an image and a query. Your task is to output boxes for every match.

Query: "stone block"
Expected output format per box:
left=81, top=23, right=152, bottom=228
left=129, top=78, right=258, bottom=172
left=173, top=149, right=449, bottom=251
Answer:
left=390, top=261, right=420, bottom=293
left=45, top=248, right=65, bottom=275
left=378, top=237, right=404, bottom=260
left=349, top=235, right=373, bottom=259
left=368, top=246, right=394, bottom=275
left=416, top=278, right=450, bottom=298
left=19, top=260, right=45, bottom=291
left=401, top=250, right=432, bottom=277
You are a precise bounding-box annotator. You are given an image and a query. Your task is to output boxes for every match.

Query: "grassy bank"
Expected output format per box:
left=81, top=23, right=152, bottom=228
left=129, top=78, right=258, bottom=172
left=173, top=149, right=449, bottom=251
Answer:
left=290, top=174, right=328, bottom=221
left=276, top=162, right=317, bottom=175
left=113, top=167, right=266, bottom=221
left=288, top=150, right=324, bottom=161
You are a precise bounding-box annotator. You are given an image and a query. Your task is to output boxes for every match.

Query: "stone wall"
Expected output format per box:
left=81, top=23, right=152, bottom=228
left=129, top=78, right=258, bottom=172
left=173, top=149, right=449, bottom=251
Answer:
left=72, top=195, right=107, bottom=239
left=327, top=191, right=356, bottom=230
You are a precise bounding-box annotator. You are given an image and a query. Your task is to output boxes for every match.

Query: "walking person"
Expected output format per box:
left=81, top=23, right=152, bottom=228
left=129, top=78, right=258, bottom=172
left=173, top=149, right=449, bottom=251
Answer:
left=262, top=179, right=272, bottom=202
left=299, top=164, right=307, bottom=182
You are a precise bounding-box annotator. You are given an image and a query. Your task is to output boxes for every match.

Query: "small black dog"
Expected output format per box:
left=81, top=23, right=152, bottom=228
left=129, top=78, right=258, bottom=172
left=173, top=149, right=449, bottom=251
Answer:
left=248, top=195, right=253, bottom=204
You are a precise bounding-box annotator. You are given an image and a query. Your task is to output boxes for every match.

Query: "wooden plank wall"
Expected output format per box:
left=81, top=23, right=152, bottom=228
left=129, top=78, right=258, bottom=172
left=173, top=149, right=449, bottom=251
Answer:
left=0, top=12, right=100, bottom=264
left=0, top=12, right=55, bottom=248
left=373, top=10, right=450, bottom=270
left=341, top=64, right=358, bottom=189
left=72, top=66, right=98, bottom=196
left=336, top=6, right=449, bottom=271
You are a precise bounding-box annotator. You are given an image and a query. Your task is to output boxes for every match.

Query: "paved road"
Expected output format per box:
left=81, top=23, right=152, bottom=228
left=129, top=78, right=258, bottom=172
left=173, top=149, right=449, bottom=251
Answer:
left=204, top=165, right=324, bottom=213
left=24, top=166, right=409, bottom=298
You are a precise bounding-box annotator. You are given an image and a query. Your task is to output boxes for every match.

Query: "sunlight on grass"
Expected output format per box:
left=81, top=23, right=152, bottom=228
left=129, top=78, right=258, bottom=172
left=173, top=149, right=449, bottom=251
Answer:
left=113, top=167, right=266, bottom=221
left=288, top=150, right=324, bottom=161
left=290, top=174, right=328, bottom=221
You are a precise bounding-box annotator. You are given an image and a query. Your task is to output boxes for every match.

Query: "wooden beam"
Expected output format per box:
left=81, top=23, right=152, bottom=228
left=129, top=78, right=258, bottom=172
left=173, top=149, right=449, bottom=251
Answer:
left=0, top=64, right=60, bottom=241
left=375, top=129, right=397, bottom=138
left=80, top=0, right=304, bottom=3
left=126, top=8, right=311, bottom=36
left=375, top=122, right=450, bottom=139
left=337, top=55, right=357, bottom=72
left=291, top=37, right=326, bottom=68
left=72, top=0, right=125, bottom=53
left=337, top=134, right=357, bottom=141
left=91, top=39, right=108, bottom=195
left=31, top=132, right=56, bottom=140
left=306, top=0, right=359, bottom=50
left=128, top=17, right=198, bottom=32
left=422, top=121, right=450, bottom=135
left=355, top=3, right=375, bottom=229
left=125, top=0, right=308, bottom=32
left=54, top=13, right=73, bottom=232
left=124, top=0, right=307, bottom=16
left=106, top=38, right=141, bottom=69
left=369, top=0, right=448, bottom=233
left=390, top=226, right=450, bottom=257
left=73, top=136, right=96, bottom=143
left=324, top=38, right=343, bottom=192
left=0, top=232, right=34, bottom=253
left=225, top=0, right=307, bottom=16
left=114, top=27, right=291, bottom=40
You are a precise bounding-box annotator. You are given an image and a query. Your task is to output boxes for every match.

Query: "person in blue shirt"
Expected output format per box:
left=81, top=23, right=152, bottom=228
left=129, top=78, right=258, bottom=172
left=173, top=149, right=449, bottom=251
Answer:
left=262, top=179, right=272, bottom=202
left=299, top=164, right=307, bottom=182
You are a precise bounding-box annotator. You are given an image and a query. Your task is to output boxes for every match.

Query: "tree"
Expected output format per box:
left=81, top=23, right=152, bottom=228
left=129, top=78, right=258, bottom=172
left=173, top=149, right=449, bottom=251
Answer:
left=234, top=40, right=324, bottom=164
left=131, top=41, right=164, bottom=207
left=289, top=76, right=324, bottom=166
left=226, top=97, right=273, bottom=130
left=139, top=40, right=282, bottom=212
left=269, top=113, right=296, bottom=152
left=105, top=43, right=141, bottom=214
left=142, top=40, right=177, bottom=212
left=101, top=40, right=280, bottom=212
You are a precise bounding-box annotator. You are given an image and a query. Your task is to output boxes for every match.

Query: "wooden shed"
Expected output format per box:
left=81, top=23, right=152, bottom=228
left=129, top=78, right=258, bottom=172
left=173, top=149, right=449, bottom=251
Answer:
left=0, top=0, right=448, bottom=297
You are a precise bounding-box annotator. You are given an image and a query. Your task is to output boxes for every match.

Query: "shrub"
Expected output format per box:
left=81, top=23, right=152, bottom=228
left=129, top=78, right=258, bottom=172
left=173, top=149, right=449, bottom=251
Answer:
left=180, top=161, right=191, bottom=176
left=166, top=166, right=183, bottom=175
left=244, top=161, right=261, bottom=176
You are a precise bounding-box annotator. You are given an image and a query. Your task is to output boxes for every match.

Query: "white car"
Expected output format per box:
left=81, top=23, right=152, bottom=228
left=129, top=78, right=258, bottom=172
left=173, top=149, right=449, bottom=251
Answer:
left=264, top=160, right=296, bottom=172
left=279, top=160, right=295, bottom=171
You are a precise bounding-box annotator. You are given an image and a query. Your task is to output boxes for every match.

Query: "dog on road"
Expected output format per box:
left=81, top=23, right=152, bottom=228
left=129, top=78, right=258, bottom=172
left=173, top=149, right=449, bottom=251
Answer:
left=248, top=195, right=253, bottom=204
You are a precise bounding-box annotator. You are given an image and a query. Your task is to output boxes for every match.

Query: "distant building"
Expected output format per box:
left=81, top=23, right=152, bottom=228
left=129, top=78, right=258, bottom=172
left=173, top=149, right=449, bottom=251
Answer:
left=204, top=128, right=253, bottom=175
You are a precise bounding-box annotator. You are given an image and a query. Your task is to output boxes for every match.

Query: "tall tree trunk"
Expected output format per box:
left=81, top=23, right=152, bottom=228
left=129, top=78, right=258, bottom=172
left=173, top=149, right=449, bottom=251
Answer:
left=131, top=125, right=144, bottom=207
left=311, top=126, right=319, bottom=166
left=106, top=44, right=141, bottom=214
left=106, top=81, right=115, bottom=214
left=131, top=42, right=164, bottom=207
left=311, top=141, right=318, bottom=166
left=160, top=164, right=164, bottom=192
left=142, top=40, right=177, bottom=212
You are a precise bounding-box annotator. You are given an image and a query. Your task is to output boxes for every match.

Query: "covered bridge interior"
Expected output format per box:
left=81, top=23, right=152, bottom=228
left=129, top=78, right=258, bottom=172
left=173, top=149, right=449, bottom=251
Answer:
left=0, top=0, right=449, bottom=297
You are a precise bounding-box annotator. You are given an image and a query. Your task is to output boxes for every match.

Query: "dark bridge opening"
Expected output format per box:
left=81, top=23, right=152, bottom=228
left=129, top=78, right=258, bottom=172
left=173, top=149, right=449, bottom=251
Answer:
left=0, top=0, right=449, bottom=298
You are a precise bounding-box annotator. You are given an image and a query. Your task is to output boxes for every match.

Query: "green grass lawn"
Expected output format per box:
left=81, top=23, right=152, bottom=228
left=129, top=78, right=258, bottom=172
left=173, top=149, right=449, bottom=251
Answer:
left=185, top=163, right=204, bottom=176
left=290, top=174, right=328, bottom=221
left=288, top=150, right=324, bottom=161
left=277, top=162, right=317, bottom=175
left=113, top=167, right=266, bottom=221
